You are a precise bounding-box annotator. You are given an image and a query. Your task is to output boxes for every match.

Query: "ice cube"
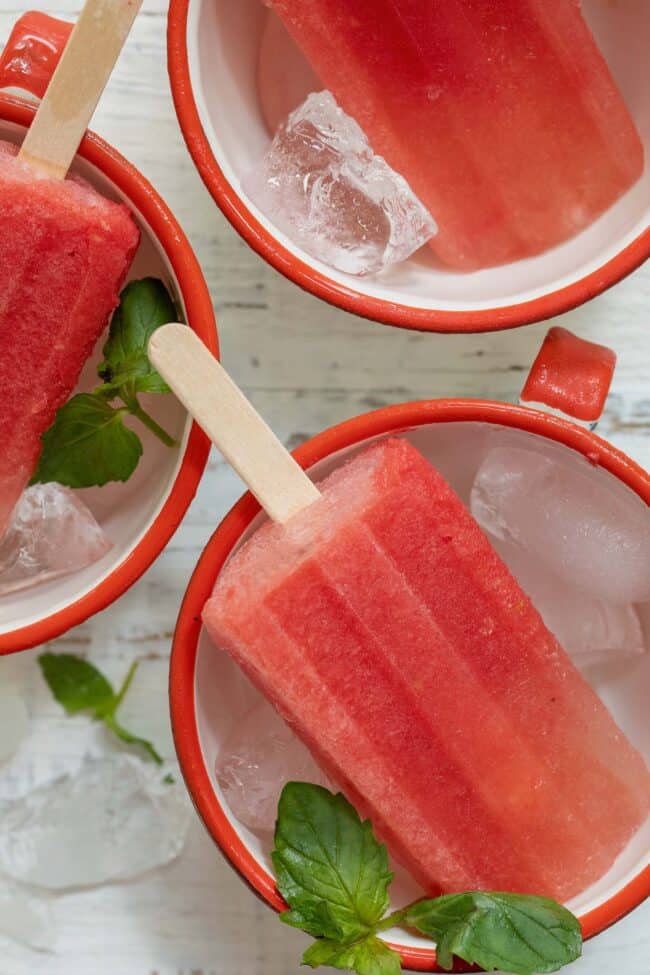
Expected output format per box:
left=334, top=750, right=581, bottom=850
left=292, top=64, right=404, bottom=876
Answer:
left=0, top=484, right=111, bottom=596
left=216, top=700, right=331, bottom=833
left=471, top=445, right=650, bottom=603
left=244, top=91, right=437, bottom=275
left=0, top=877, right=55, bottom=951
left=0, top=687, right=29, bottom=764
left=0, top=755, right=191, bottom=889
left=491, top=536, right=645, bottom=667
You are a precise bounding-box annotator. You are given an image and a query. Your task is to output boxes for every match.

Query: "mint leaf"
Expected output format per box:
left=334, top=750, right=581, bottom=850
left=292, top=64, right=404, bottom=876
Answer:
left=405, top=893, right=582, bottom=974
left=38, top=653, right=163, bottom=765
left=31, top=394, right=142, bottom=488
left=273, top=784, right=392, bottom=943
left=32, top=278, right=177, bottom=489
left=282, top=900, right=352, bottom=942
left=38, top=653, right=114, bottom=715
left=303, top=937, right=401, bottom=975
left=98, top=278, right=176, bottom=394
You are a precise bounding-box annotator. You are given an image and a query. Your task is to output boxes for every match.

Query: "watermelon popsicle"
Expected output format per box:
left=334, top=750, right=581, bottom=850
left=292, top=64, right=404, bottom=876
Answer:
left=148, top=327, right=649, bottom=902
left=267, top=0, right=644, bottom=270
left=203, top=438, right=648, bottom=899
left=0, top=0, right=142, bottom=537
left=0, top=144, right=139, bottom=536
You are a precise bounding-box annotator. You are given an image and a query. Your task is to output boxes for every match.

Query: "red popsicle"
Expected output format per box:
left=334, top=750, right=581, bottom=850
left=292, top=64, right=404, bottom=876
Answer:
left=268, top=0, right=644, bottom=270
left=0, top=142, right=139, bottom=536
left=203, top=438, right=650, bottom=900
left=0, top=0, right=143, bottom=537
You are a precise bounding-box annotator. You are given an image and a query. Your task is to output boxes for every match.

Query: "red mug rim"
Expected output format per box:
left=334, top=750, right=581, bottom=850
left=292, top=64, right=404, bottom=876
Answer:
left=170, top=399, right=650, bottom=972
left=167, top=0, right=650, bottom=335
left=0, top=93, right=219, bottom=655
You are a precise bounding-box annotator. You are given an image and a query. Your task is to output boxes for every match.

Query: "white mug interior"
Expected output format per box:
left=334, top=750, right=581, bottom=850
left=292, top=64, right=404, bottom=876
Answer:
left=186, top=0, right=650, bottom=313
left=192, top=420, right=650, bottom=951
left=0, top=119, right=193, bottom=638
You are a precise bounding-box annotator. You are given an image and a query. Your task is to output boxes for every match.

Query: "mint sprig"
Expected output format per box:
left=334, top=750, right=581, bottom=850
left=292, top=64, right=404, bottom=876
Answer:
left=98, top=277, right=174, bottom=395
left=273, top=784, right=582, bottom=975
left=31, top=278, right=178, bottom=490
left=274, top=783, right=393, bottom=943
left=405, top=893, right=583, bottom=974
left=38, top=653, right=163, bottom=765
left=30, top=394, right=143, bottom=487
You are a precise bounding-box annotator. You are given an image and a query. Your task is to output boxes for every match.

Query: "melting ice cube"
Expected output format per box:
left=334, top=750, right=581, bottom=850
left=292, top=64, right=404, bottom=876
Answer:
left=0, top=655, right=31, bottom=764
left=0, top=687, right=29, bottom=764
left=491, top=536, right=645, bottom=668
left=244, top=91, right=437, bottom=276
left=0, top=755, right=190, bottom=890
left=471, top=446, right=650, bottom=603
left=0, top=877, right=55, bottom=951
left=216, top=700, right=330, bottom=833
left=0, top=484, right=111, bottom=596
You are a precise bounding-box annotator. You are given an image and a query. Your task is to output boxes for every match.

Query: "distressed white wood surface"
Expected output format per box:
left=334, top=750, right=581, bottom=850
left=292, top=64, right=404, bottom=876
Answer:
left=0, top=1, right=648, bottom=973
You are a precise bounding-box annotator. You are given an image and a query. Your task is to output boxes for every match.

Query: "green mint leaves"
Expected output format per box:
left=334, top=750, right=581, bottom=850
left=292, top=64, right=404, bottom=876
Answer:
left=405, top=893, right=583, bottom=975
left=31, top=394, right=143, bottom=488
left=273, top=784, right=582, bottom=975
left=31, top=278, right=177, bottom=490
left=98, top=277, right=174, bottom=396
left=38, top=651, right=114, bottom=714
left=273, top=783, right=393, bottom=943
left=38, top=653, right=163, bottom=765
left=303, top=936, right=401, bottom=975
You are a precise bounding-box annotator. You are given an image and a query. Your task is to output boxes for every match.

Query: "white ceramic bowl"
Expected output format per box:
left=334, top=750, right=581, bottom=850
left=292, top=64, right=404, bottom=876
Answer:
left=171, top=402, right=650, bottom=971
left=168, top=0, right=650, bottom=332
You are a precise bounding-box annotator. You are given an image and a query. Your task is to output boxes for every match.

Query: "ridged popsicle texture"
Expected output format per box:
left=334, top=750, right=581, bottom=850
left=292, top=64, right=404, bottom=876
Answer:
left=269, top=0, right=644, bottom=270
left=0, top=141, right=139, bottom=537
left=204, top=438, right=650, bottom=900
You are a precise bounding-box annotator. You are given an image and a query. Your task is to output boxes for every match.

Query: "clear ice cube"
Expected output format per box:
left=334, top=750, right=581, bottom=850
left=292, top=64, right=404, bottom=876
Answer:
left=0, top=755, right=191, bottom=890
left=0, top=877, right=55, bottom=951
left=0, top=687, right=29, bottom=764
left=244, top=91, right=437, bottom=276
left=216, top=700, right=331, bottom=833
left=0, top=484, right=111, bottom=596
left=491, top=536, right=645, bottom=667
left=471, top=445, right=650, bottom=603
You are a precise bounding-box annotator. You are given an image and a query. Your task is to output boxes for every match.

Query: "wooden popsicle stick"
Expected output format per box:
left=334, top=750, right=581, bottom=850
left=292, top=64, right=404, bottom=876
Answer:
left=148, top=324, right=322, bottom=525
left=18, top=0, right=143, bottom=179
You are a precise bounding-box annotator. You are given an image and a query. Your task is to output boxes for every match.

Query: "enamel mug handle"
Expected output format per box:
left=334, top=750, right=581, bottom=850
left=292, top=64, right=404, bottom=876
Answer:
left=0, top=11, right=73, bottom=98
left=520, top=327, right=617, bottom=429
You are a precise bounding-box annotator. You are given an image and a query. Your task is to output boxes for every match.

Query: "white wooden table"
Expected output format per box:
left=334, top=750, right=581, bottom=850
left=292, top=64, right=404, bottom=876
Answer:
left=0, top=2, right=648, bottom=973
